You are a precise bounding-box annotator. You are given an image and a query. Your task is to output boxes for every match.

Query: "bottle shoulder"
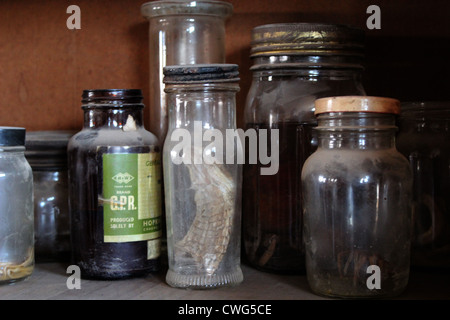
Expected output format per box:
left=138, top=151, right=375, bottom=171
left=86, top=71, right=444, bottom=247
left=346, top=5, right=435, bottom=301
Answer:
left=68, top=128, right=159, bottom=151
left=302, top=148, right=412, bottom=180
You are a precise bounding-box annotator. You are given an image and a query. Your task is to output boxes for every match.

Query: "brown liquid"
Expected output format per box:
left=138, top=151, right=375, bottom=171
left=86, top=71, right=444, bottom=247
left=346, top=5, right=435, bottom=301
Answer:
left=242, top=121, right=317, bottom=273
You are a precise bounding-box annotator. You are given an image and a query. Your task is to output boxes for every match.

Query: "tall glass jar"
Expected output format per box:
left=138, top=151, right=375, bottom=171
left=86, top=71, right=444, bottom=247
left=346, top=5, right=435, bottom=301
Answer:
left=242, top=23, right=366, bottom=274
left=302, top=96, right=413, bottom=298
left=163, top=64, right=243, bottom=288
left=68, top=89, right=162, bottom=279
left=0, top=127, right=34, bottom=284
left=25, top=131, right=73, bottom=262
left=141, top=0, right=233, bottom=145
left=397, top=102, right=450, bottom=269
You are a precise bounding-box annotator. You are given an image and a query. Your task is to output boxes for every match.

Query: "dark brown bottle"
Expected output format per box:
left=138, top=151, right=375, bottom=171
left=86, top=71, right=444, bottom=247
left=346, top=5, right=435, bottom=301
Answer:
left=68, top=89, right=162, bottom=279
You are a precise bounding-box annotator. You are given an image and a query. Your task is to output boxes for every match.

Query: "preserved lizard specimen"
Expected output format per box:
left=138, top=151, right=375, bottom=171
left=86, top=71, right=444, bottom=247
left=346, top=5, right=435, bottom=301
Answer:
left=175, top=162, right=235, bottom=275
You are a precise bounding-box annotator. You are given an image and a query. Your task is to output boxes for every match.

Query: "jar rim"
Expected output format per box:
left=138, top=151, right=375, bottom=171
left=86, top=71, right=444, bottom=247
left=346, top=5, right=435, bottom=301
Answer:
left=141, top=0, right=233, bottom=18
left=401, top=101, right=450, bottom=112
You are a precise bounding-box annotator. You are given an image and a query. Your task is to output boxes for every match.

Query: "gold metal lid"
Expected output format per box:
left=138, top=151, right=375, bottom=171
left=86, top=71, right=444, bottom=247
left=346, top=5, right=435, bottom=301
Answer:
left=315, top=96, right=401, bottom=115
left=250, top=23, right=364, bottom=57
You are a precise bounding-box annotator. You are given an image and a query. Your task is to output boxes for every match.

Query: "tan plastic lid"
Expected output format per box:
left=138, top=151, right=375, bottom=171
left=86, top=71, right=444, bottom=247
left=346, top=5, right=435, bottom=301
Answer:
left=315, top=96, right=401, bottom=115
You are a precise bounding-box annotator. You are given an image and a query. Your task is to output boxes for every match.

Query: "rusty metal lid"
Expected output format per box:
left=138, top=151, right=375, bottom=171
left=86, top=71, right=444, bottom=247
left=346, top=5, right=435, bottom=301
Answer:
left=315, top=96, right=401, bottom=115
left=163, top=64, right=239, bottom=83
left=250, top=23, right=365, bottom=57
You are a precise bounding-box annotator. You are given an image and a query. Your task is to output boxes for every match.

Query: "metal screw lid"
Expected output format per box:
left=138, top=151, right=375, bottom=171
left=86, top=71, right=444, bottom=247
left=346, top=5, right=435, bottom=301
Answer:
left=163, top=64, right=239, bottom=83
left=250, top=23, right=365, bottom=58
left=25, top=130, right=75, bottom=169
left=0, top=127, right=26, bottom=147
left=81, top=89, right=144, bottom=109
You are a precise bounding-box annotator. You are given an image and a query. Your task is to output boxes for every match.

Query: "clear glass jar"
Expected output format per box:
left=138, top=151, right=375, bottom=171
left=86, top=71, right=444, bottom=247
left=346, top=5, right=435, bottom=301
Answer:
left=397, top=102, right=450, bottom=269
left=163, top=64, right=243, bottom=288
left=25, top=131, right=74, bottom=262
left=68, top=89, right=163, bottom=279
left=141, top=0, right=233, bottom=145
left=242, top=23, right=366, bottom=274
left=0, top=127, right=34, bottom=284
left=302, top=96, right=413, bottom=298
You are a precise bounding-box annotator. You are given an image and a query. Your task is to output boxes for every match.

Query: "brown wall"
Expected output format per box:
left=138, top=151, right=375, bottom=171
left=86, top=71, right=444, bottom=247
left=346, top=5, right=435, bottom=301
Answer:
left=1, top=0, right=450, bottom=131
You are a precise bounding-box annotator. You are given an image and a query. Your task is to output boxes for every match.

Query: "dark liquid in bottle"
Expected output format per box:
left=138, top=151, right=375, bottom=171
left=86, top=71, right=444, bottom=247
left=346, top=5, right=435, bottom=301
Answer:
left=69, top=141, right=160, bottom=279
left=242, top=121, right=317, bottom=273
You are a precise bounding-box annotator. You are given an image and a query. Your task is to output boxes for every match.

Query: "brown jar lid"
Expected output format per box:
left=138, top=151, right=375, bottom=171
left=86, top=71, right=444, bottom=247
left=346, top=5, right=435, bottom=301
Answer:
left=315, top=96, right=401, bottom=115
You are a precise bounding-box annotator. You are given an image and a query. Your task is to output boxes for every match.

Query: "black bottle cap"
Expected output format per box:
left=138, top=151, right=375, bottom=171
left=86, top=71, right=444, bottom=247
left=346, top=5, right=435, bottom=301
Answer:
left=0, top=127, right=26, bottom=147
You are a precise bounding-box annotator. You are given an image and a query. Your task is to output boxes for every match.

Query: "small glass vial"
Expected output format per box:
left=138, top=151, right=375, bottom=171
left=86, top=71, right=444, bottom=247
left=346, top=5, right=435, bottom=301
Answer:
left=242, top=23, right=366, bottom=274
left=68, top=89, right=163, bottom=279
left=163, top=64, right=243, bottom=288
left=0, top=127, right=34, bottom=284
left=25, top=131, right=74, bottom=262
left=141, top=0, right=233, bottom=145
left=302, top=96, right=413, bottom=298
left=397, top=102, right=450, bottom=269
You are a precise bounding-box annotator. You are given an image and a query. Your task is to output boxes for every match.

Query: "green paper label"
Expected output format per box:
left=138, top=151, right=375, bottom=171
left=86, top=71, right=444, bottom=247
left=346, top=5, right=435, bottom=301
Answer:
left=102, top=152, right=162, bottom=243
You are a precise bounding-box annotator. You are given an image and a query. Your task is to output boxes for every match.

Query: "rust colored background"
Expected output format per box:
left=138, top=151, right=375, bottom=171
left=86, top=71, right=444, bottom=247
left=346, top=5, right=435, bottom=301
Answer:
left=1, top=0, right=449, bottom=131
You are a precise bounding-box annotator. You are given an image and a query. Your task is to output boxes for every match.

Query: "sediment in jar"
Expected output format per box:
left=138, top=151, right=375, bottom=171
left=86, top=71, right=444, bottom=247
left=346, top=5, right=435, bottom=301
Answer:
left=0, top=249, right=34, bottom=284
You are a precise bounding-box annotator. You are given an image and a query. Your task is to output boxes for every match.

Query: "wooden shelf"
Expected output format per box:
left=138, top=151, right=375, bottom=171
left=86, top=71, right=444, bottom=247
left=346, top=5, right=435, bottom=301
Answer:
left=1, top=262, right=448, bottom=300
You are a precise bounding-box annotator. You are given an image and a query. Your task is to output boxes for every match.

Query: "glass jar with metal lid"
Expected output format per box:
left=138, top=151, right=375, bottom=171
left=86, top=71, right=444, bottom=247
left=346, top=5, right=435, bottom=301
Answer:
left=397, top=102, right=450, bottom=270
left=162, top=64, right=243, bottom=289
left=0, top=127, right=34, bottom=284
left=242, top=23, right=366, bottom=274
left=302, top=96, right=412, bottom=298
left=25, top=130, right=74, bottom=262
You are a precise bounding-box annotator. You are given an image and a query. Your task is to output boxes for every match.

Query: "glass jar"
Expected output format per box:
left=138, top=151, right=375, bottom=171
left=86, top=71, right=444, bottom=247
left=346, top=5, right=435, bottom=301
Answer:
left=302, top=96, right=413, bottom=298
left=397, top=102, right=450, bottom=269
left=163, top=64, right=243, bottom=288
left=141, top=0, right=233, bottom=145
left=68, top=89, right=163, bottom=279
left=0, top=127, right=34, bottom=284
left=242, top=23, right=366, bottom=274
left=25, top=130, right=74, bottom=262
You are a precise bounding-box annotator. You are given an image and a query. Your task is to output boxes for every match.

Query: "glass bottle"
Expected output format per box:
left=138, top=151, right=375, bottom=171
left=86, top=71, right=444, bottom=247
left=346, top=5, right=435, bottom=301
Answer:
left=68, top=89, right=163, bottom=279
left=25, top=130, right=74, bottom=262
left=0, top=127, right=34, bottom=284
left=163, top=64, right=243, bottom=288
left=397, top=102, right=450, bottom=269
left=242, top=23, right=366, bottom=274
left=302, top=96, right=413, bottom=298
left=141, top=0, right=233, bottom=145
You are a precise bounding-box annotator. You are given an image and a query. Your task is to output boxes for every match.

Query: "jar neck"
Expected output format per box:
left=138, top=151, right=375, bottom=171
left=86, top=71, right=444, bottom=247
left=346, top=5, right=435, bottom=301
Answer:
left=82, top=106, right=144, bottom=129
left=251, top=54, right=364, bottom=72
left=252, top=67, right=363, bottom=80
left=164, top=83, right=239, bottom=130
left=316, top=112, right=397, bottom=150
